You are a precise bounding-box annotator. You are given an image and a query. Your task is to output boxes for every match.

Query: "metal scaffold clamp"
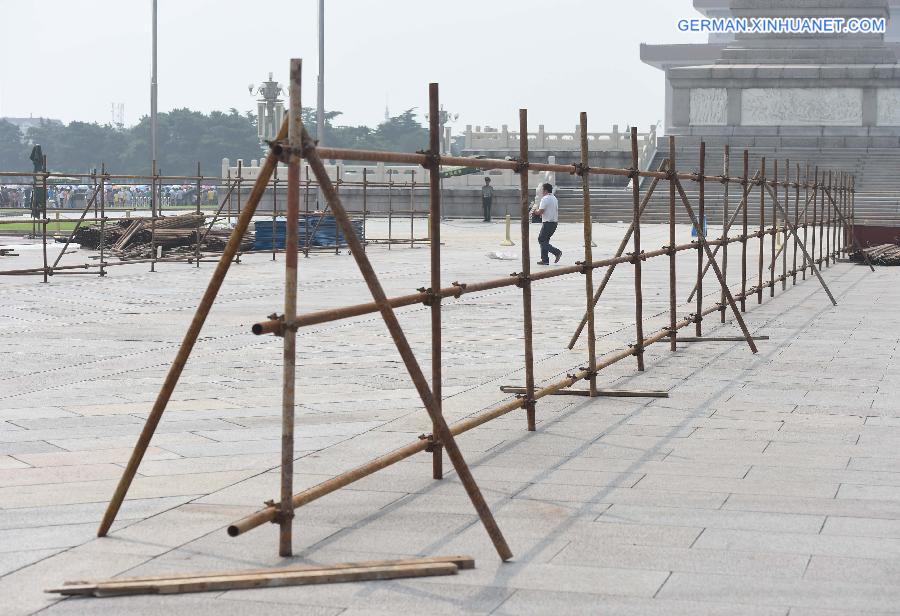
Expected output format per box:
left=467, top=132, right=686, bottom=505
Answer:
left=512, top=160, right=529, bottom=174
left=574, top=162, right=589, bottom=177
left=626, top=250, right=647, bottom=265
left=418, top=433, right=440, bottom=452
left=511, top=272, right=530, bottom=288
left=417, top=287, right=437, bottom=307
left=264, top=500, right=295, bottom=524
left=417, top=150, right=441, bottom=171
left=451, top=281, right=467, bottom=298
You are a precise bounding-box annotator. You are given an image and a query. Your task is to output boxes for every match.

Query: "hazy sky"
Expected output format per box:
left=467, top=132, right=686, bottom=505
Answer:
left=0, top=0, right=705, bottom=133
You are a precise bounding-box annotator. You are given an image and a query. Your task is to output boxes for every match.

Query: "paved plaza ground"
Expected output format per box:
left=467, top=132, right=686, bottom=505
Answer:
left=1, top=219, right=899, bottom=615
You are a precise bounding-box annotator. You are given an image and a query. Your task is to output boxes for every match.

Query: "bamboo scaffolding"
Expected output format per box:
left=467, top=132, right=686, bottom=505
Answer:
left=91, top=63, right=858, bottom=567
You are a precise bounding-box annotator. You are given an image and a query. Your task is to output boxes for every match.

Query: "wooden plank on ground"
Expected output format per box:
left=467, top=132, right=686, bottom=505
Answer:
left=47, top=556, right=472, bottom=597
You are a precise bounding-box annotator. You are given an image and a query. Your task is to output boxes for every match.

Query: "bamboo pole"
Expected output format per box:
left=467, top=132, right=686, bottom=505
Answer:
left=99, top=163, right=107, bottom=277
left=757, top=157, right=765, bottom=304
left=668, top=136, right=677, bottom=351
left=763, top=183, right=837, bottom=306
left=41, top=157, right=48, bottom=283
left=579, top=112, right=597, bottom=394
left=298, top=117, right=513, bottom=561
left=518, top=109, right=537, bottom=431
left=428, top=84, right=444, bottom=479
left=567, top=158, right=666, bottom=350
left=792, top=162, right=799, bottom=285
left=696, top=141, right=705, bottom=336
left=233, top=293, right=732, bottom=538
left=741, top=150, right=749, bottom=312
left=277, top=58, right=302, bottom=558
left=770, top=160, right=777, bottom=297
left=686, top=169, right=760, bottom=304
left=96, top=117, right=290, bottom=538
left=720, top=146, right=729, bottom=323
left=673, top=178, right=758, bottom=354
left=630, top=127, right=645, bottom=371
left=196, top=162, right=202, bottom=268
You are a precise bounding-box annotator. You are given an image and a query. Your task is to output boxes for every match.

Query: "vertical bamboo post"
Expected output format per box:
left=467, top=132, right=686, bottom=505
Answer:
left=770, top=160, right=777, bottom=297
left=279, top=58, right=302, bottom=558
left=720, top=146, right=729, bottom=323
left=834, top=171, right=840, bottom=262
left=812, top=167, right=820, bottom=273
left=843, top=173, right=849, bottom=255
left=427, top=83, right=444, bottom=480
left=41, top=156, right=49, bottom=283
left=304, top=165, right=311, bottom=258
left=695, top=141, right=705, bottom=336
left=792, top=162, right=799, bottom=285
left=757, top=157, right=765, bottom=304
left=362, top=167, right=368, bottom=253
left=668, top=136, right=677, bottom=351
left=781, top=161, right=787, bottom=289
left=821, top=171, right=828, bottom=267
left=410, top=169, right=416, bottom=249
left=303, top=165, right=311, bottom=258
left=579, top=113, right=597, bottom=396
left=741, top=150, right=748, bottom=311
left=99, top=163, right=107, bottom=277
left=272, top=162, right=279, bottom=261
left=232, top=160, right=241, bottom=226
left=804, top=165, right=811, bottom=280
left=518, top=109, right=536, bottom=431
left=630, top=128, right=646, bottom=371
left=335, top=167, right=341, bottom=255
left=196, top=162, right=202, bottom=268
left=388, top=169, right=393, bottom=250
left=825, top=170, right=832, bottom=267
left=851, top=175, right=856, bottom=248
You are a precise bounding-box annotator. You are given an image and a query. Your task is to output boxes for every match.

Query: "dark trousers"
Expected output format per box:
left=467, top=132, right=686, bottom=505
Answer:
left=538, top=221, right=560, bottom=263
left=482, top=197, right=492, bottom=221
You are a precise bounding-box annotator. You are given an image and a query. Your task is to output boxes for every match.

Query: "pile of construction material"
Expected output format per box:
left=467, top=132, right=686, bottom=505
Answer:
left=71, top=214, right=252, bottom=260
left=852, top=243, right=900, bottom=266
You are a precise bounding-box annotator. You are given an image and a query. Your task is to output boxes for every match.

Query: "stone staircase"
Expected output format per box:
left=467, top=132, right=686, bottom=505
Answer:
left=557, top=145, right=900, bottom=226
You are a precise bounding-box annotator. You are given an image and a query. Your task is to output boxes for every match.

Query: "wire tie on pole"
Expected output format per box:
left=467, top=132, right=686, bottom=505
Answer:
left=451, top=281, right=467, bottom=298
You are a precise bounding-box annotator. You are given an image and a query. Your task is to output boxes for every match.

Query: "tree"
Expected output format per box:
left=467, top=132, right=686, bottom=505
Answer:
left=0, top=120, right=26, bottom=172
left=372, top=109, right=428, bottom=153
left=2, top=106, right=432, bottom=177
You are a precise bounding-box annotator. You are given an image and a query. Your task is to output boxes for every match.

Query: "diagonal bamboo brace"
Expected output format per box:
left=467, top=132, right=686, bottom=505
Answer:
left=97, top=118, right=289, bottom=538
left=298, top=122, right=512, bottom=561
left=674, top=178, right=758, bottom=354
left=686, top=170, right=761, bottom=303
left=568, top=158, right=668, bottom=350
left=764, top=184, right=837, bottom=306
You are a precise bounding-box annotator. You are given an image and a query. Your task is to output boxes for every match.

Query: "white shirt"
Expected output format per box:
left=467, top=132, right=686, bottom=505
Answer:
left=539, top=193, right=559, bottom=223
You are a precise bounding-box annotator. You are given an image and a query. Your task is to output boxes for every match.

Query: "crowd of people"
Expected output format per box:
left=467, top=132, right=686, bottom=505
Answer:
left=0, top=184, right=220, bottom=210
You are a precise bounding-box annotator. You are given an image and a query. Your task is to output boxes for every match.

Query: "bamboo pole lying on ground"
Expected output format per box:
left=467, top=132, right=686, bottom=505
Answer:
left=48, top=556, right=473, bottom=597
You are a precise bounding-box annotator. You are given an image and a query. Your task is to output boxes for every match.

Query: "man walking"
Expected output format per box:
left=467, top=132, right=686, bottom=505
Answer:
left=533, top=182, right=561, bottom=265
left=481, top=176, right=494, bottom=222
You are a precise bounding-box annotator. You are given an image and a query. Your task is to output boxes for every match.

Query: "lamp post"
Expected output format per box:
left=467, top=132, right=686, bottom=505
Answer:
left=151, top=0, right=157, bottom=167
left=317, top=0, right=325, bottom=145
left=249, top=73, right=285, bottom=150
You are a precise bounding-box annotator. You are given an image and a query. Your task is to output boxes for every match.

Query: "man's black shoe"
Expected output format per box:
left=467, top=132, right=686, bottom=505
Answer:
left=536, top=260, right=550, bottom=266
left=554, top=251, right=563, bottom=264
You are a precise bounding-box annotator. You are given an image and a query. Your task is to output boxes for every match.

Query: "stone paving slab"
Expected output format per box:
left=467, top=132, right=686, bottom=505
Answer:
left=1, top=220, right=899, bottom=614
